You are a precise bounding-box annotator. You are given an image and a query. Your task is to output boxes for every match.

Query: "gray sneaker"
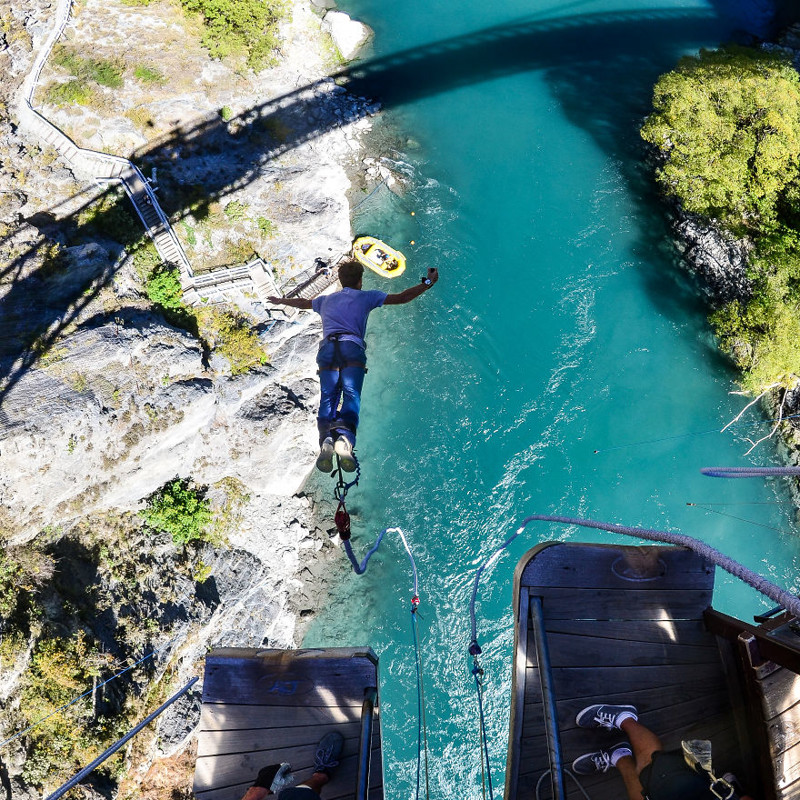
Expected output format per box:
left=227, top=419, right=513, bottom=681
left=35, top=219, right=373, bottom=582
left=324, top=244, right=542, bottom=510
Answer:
left=575, top=703, right=638, bottom=730
left=316, top=438, right=334, bottom=472
left=572, top=742, right=632, bottom=775
left=334, top=437, right=356, bottom=472
left=313, top=731, right=344, bottom=776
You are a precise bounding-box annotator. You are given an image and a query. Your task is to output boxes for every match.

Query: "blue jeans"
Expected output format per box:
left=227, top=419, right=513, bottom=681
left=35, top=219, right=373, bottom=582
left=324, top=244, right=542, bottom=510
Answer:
left=316, top=338, right=366, bottom=447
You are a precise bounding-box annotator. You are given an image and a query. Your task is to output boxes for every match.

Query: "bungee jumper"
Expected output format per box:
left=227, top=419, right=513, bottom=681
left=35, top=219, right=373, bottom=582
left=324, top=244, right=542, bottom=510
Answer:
left=269, top=257, right=438, bottom=497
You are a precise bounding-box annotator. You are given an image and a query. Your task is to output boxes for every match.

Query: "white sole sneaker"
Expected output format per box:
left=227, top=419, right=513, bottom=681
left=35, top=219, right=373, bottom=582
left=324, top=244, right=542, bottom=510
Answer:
left=316, top=438, right=334, bottom=472
left=334, top=438, right=356, bottom=472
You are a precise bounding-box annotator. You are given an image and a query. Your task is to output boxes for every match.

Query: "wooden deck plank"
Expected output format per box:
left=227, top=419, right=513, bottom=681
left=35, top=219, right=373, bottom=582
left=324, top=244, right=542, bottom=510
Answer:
left=767, top=697, right=800, bottom=756
left=196, top=747, right=382, bottom=795
left=542, top=617, right=718, bottom=646
left=197, top=721, right=380, bottom=757
left=203, top=654, right=378, bottom=707
left=507, top=544, right=737, bottom=800
left=523, top=674, right=728, bottom=726
left=199, top=703, right=363, bottom=731
left=195, top=648, right=382, bottom=800
left=543, top=630, right=720, bottom=667
left=530, top=662, right=726, bottom=697
left=776, top=738, right=800, bottom=791
left=760, top=666, right=800, bottom=720
left=522, top=693, right=732, bottom=745
left=533, top=587, right=712, bottom=620
left=519, top=542, right=714, bottom=590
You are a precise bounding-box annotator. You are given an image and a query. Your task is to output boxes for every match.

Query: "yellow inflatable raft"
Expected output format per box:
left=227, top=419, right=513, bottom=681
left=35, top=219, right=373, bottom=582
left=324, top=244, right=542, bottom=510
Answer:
left=352, top=236, right=406, bottom=278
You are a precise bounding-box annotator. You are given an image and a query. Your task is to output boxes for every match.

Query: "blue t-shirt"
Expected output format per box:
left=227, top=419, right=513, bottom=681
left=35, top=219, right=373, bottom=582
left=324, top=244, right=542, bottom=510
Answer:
left=312, top=287, right=387, bottom=349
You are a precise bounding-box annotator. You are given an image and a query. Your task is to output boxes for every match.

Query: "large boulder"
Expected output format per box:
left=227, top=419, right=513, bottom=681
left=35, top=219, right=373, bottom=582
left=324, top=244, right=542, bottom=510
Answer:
left=322, top=11, right=371, bottom=60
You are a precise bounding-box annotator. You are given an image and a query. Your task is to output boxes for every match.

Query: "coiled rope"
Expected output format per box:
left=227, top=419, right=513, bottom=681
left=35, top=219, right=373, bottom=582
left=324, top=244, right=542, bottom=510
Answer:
left=467, top=512, right=800, bottom=798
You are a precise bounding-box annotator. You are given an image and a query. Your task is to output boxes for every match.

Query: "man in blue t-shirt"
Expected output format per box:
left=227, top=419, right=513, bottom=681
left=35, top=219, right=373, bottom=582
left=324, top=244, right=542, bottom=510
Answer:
left=269, top=260, right=438, bottom=471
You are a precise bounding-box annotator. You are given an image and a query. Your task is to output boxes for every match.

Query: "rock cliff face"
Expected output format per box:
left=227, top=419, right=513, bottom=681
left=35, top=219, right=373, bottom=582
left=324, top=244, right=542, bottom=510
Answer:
left=672, top=214, right=752, bottom=306
left=0, top=0, right=375, bottom=793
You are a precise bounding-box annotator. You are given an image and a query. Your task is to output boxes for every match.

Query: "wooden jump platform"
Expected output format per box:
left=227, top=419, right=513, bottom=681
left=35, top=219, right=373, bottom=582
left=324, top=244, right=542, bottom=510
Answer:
left=194, top=648, right=383, bottom=800
left=505, top=542, right=742, bottom=800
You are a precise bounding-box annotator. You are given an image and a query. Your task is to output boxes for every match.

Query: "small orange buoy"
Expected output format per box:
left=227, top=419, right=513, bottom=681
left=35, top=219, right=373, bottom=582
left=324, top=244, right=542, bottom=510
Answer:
left=410, top=240, right=415, bottom=245
left=410, top=211, right=415, bottom=216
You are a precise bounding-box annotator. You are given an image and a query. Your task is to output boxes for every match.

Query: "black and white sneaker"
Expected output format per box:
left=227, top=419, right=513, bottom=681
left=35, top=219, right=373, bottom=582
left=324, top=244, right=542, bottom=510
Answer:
left=572, top=742, right=632, bottom=775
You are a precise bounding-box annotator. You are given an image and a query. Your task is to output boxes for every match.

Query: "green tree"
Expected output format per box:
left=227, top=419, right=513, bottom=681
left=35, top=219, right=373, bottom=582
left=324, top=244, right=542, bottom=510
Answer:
left=641, top=46, right=800, bottom=231
left=181, top=0, right=286, bottom=69
left=145, top=264, right=184, bottom=311
left=141, top=478, right=212, bottom=545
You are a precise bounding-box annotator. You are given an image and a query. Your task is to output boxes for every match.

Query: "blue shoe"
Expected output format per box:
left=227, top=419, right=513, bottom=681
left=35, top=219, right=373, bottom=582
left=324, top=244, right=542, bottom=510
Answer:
left=575, top=703, right=637, bottom=730
left=313, top=731, right=344, bottom=776
left=572, top=742, right=631, bottom=775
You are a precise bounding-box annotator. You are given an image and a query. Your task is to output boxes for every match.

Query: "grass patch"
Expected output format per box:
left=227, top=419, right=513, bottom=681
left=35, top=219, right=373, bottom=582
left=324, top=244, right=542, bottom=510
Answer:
left=257, top=216, right=277, bottom=238
left=223, top=200, right=249, bottom=221
left=124, top=106, right=155, bottom=129
left=133, top=64, right=164, bottom=84
left=43, top=80, right=93, bottom=106
left=52, top=45, right=124, bottom=88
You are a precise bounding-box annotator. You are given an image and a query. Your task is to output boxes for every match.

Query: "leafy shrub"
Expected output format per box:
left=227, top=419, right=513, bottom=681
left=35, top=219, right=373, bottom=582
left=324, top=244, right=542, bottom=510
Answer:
left=76, top=192, right=141, bottom=248
left=643, top=44, right=800, bottom=396
left=140, top=478, right=213, bottom=545
left=198, top=308, right=268, bottom=375
left=0, top=545, right=54, bottom=621
left=21, top=631, right=117, bottom=788
left=641, top=46, right=800, bottom=232
left=133, top=64, right=164, bottom=84
left=180, top=0, right=287, bottom=69
left=145, top=263, right=184, bottom=311
left=52, top=45, right=124, bottom=88
left=220, top=105, right=233, bottom=121
left=44, top=80, right=93, bottom=106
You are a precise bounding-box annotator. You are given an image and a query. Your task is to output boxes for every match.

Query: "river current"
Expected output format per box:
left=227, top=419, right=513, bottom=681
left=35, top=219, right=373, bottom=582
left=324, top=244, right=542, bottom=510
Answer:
left=303, top=1, right=800, bottom=797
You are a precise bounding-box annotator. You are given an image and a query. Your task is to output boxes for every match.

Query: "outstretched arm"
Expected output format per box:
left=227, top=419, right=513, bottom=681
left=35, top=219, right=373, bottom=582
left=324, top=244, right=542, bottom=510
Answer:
left=384, top=268, right=439, bottom=306
left=268, top=295, right=313, bottom=310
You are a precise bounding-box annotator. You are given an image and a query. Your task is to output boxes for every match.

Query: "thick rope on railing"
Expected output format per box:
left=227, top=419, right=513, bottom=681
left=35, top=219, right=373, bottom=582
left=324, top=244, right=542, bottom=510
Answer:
left=468, top=514, right=800, bottom=650
left=702, top=466, right=800, bottom=478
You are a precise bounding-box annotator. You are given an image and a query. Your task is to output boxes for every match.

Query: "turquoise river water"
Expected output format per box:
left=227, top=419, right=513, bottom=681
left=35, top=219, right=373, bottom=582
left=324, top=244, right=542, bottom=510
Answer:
left=303, top=1, right=800, bottom=797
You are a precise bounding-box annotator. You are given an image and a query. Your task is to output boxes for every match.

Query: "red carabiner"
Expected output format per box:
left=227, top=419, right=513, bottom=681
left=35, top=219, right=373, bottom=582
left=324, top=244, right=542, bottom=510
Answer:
left=334, top=501, right=351, bottom=540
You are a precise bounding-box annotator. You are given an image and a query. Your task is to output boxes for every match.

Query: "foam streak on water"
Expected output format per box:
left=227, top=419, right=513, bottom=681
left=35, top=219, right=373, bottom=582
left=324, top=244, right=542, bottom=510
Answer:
left=304, top=2, right=800, bottom=798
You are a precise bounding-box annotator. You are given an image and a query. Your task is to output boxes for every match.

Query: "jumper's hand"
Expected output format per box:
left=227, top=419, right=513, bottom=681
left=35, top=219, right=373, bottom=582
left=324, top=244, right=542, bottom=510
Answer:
left=427, top=268, right=439, bottom=285
left=267, top=296, right=283, bottom=304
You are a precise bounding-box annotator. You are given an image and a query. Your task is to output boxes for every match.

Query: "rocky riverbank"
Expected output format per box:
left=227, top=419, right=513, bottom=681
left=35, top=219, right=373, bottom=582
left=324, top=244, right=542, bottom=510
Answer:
left=0, top=0, right=382, bottom=794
